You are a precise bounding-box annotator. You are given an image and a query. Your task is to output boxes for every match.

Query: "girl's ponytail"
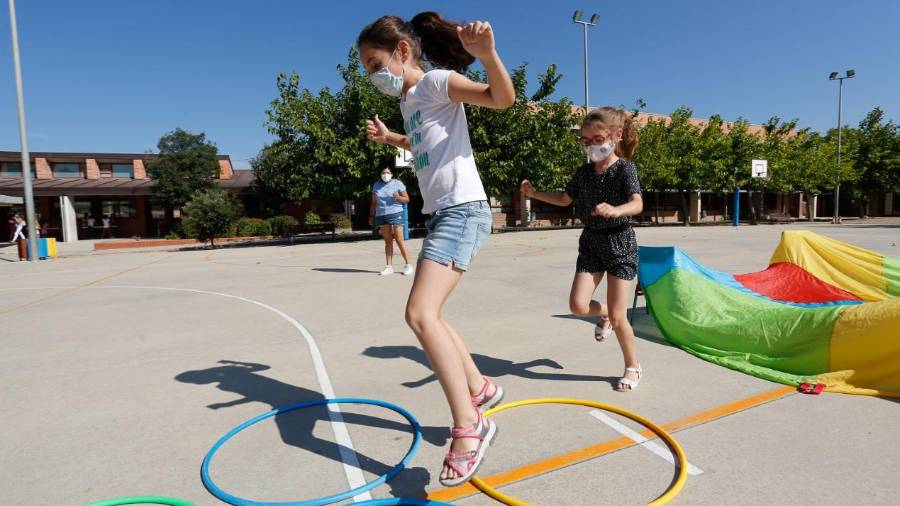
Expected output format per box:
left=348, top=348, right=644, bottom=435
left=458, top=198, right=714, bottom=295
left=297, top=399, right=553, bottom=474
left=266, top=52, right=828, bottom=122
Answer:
left=410, top=11, right=475, bottom=73
left=620, top=114, right=640, bottom=159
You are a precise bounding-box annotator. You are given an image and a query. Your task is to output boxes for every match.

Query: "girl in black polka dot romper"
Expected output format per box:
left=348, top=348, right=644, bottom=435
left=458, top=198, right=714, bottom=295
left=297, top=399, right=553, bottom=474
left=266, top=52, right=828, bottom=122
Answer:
left=521, top=107, right=644, bottom=391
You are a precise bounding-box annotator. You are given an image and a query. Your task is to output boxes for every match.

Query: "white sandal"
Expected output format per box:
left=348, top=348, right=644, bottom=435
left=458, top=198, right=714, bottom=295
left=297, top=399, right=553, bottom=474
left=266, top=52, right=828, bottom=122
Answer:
left=594, top=317, right=613, bottom=342
left=616, top=364, right=642, bottom=392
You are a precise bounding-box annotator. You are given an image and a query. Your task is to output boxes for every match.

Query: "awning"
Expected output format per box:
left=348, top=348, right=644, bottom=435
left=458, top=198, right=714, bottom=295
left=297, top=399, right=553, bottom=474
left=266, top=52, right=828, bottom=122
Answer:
left=0, top=194, right=23, bottom=204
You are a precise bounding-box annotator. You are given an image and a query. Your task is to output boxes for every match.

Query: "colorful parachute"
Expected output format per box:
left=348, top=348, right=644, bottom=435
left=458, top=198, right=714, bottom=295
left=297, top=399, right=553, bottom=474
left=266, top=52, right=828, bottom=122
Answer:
left=639, top=230, right=900, bottom=398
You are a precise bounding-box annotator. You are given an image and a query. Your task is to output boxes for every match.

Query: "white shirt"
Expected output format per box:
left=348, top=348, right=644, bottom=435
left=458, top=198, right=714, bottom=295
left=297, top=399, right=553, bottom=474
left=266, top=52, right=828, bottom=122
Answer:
left=400, top=69, right=487, bottom=214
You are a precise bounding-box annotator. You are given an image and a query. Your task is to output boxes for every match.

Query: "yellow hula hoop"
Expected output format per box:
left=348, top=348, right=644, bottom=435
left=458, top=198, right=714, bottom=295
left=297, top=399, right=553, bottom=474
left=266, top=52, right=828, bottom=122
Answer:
left=472, top=398, right=688, bottom=506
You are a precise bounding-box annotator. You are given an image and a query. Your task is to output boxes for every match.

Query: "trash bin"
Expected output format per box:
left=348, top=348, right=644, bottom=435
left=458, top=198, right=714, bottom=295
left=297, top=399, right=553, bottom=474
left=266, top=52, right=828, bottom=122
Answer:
left=16, top=238, right=54, bottom=260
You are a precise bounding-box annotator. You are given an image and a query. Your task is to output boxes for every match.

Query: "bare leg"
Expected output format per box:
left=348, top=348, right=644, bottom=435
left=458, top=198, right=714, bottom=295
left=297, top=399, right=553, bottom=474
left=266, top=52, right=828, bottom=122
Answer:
left=607, top=275, right=640, bottom=389
left=380, top=225, right=394, bottom=266
left=440, top=316, right=491, bottom=396
left=392, top=225, right=412, bottom=265
left=569, top=272, right=610, bottom=330
left=405, top=259, right=481, bottom=481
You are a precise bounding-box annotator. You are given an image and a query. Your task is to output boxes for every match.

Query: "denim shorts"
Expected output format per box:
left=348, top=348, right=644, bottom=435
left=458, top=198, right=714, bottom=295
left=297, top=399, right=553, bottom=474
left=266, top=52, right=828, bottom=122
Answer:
left=375, top=212, right=403, bottom=226
left=420, top=201, right=491, bottom=271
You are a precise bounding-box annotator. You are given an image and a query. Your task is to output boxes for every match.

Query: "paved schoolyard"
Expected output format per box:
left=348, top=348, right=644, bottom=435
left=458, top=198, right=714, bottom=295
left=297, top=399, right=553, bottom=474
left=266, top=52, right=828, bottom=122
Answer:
left=1, top=221, right=898, bottom=505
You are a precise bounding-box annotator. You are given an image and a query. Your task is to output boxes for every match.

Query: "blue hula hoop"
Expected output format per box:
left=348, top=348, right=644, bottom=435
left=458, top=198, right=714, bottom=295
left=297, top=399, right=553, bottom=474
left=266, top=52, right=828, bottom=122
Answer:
left=201, top=398, right=422, bottom=506
left=350, top=499, right=455, bottom=505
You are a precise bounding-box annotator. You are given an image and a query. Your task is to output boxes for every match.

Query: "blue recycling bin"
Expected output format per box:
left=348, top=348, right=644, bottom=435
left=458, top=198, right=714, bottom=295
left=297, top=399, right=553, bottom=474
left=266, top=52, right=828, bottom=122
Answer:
left=402, top=203, right=410, bottom=240
left=37, top=238, right=48, bottom=259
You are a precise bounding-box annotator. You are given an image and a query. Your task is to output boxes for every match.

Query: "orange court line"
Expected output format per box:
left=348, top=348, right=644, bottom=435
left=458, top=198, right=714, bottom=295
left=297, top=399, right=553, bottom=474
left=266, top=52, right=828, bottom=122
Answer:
left=427, top=385, right=796, bottom=502
left=0, top=256, right=166, bottom=315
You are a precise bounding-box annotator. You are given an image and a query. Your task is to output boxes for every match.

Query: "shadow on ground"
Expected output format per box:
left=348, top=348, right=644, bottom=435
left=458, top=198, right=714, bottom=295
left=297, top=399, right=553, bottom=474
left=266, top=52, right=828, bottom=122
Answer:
left=175, top=360, right=447, bottom=498
left=363, top=346, right=617, bottom=387
left=312, top=267, right=380, bottom=274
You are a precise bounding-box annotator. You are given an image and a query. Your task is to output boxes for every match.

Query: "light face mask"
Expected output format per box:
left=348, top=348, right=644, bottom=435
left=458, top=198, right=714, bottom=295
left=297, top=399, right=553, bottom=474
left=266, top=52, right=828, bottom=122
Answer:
left=369, top=49, right=404, bottom=97
left=585, top=141, right=615, bottom=162
left=381, top=173, right=392, bottom=183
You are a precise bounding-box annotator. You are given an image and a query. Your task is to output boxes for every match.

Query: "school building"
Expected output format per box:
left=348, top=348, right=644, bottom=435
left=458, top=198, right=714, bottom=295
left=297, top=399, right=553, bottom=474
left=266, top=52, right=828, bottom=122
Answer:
left=0, top=151, right=254, bottom=241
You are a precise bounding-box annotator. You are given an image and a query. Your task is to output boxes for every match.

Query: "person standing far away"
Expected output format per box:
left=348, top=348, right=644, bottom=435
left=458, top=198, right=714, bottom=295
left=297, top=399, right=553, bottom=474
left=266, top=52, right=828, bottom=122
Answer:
left=369, top=166, right=415, bottom=275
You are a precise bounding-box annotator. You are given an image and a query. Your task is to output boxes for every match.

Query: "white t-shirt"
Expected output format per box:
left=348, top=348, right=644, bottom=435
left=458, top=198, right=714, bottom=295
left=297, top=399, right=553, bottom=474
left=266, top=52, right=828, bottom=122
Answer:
left=400, top=69, right=487, bottom=215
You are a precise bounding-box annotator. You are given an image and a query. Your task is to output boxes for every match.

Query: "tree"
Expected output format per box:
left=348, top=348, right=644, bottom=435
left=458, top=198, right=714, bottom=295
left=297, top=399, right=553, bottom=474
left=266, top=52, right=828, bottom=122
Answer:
left=664, top=108, right=703, bottom=226
left=778, top=131, right=824, bottom=221
left=737, top=116, right=797, bottom=224
left=633, top=116, right=675, bottom=223
left=257, top=47, right=402, bottom=205
left=724, top=119, right=761, bottom=222
left=465, top=63, right=582, bottom=198
left=182, top=188, right=241, bottom=247
left=847, top=107, right=900, bottom=216
left=147, top=129, right=220, bottom=214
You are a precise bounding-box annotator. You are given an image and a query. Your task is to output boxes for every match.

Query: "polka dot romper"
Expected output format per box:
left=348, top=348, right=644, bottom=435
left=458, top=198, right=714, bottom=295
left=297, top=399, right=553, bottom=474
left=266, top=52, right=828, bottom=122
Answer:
left=564, top=159, right=642, bottom=280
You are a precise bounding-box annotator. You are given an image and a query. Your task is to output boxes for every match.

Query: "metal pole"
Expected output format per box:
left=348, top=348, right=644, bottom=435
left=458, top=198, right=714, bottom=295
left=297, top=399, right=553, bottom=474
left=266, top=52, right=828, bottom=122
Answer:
left=8, top=0, right=38, bottom=259
left=833, top=78, right=843, bottom=224
left=582, top=23, right=589, bottom=112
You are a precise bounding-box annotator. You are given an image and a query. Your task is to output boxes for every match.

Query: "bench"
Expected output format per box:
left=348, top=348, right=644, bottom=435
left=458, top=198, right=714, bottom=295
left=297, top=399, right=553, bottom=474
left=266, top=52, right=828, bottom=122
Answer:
left=640, top=210, right=679, bottom=223
left=289, top=223, right=336, bottom=242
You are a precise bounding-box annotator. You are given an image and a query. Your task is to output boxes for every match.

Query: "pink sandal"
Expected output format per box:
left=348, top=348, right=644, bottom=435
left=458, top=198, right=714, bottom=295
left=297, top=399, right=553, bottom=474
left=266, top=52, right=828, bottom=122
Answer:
left=439, top=411, right=498, bottom=487
left=471, top=376, right=504, bottom=412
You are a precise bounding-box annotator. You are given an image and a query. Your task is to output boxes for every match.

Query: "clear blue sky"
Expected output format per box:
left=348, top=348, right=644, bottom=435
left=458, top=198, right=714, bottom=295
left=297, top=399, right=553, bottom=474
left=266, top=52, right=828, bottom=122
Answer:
left=2, top=0, right=897, bottom=169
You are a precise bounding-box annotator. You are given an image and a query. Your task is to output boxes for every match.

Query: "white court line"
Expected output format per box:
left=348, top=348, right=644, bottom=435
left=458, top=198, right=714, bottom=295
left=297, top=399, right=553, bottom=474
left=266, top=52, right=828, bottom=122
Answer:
left=1, top=285, right=372, bottom=502
left=589, top=410, right=704, bottom=476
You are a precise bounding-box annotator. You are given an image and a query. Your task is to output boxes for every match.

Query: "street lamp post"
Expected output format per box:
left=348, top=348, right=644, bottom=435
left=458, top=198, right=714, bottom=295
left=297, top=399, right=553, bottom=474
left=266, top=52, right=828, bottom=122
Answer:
left=7, top=0, right=38, bottom=260
left=572, top=11, right=599, bottom=112
left=828, top=69, right=855, bottom=224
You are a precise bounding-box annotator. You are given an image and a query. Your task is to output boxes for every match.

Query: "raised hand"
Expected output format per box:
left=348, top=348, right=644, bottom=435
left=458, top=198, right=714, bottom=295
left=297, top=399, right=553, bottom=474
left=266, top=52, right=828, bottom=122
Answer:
left=520, top=179, right=535, bottom=198
left=365, top=114, right=389, bottom=143
left=457, top=21, right=496, bottom=60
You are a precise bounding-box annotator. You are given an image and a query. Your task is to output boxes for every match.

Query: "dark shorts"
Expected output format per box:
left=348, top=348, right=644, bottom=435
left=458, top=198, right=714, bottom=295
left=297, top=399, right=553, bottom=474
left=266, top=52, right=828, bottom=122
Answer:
left=375, top=212, right=404, bottom=226
left=576, top=225, right=638, bottom=280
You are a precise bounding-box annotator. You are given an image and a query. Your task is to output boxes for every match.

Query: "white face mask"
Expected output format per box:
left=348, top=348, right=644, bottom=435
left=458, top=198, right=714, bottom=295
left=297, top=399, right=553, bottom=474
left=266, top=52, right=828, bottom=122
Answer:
left=369, top=49, right=404, bottom=97
left=381, top=173, right=392, bottom=183
left=585, top=141, right=615, bottom=162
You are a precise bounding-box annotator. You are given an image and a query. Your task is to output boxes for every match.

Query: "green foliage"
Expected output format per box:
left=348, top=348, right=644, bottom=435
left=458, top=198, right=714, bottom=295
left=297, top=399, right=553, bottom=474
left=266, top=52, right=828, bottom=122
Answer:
left=257, top=47, right=898, bottom=222
left=147, top=128, right=220, bottom=209
left=233, top=217, right=272, bottom=237
left=182, top=188, right=241, bottom=247
left=846, top=108, right=900, bottom=215
left=465, top=63, right=583, bottom=196
left=304, top=211, right=322, bottom=225
left=256, top=47, right=401, bottom=203
left=266, top=215, right=299, bottom=236
left=329, top=213, right=351, bottom=229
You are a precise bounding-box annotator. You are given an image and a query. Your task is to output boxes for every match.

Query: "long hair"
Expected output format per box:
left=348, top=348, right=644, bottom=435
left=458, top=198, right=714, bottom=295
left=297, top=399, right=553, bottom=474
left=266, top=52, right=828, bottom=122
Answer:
left=583, top=107, right=640, bottom=159
left=357, top=11, right=475, bottom=73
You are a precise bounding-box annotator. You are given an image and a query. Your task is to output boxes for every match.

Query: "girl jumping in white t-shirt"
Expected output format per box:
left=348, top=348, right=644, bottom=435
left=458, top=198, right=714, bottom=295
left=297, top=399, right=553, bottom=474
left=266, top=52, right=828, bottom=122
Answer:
left=358, top=11, right=515, bottom=486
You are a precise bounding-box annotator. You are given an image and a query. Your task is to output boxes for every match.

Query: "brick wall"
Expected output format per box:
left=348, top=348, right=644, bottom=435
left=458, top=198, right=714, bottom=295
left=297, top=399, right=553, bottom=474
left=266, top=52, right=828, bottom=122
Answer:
left=35, top=158, right=52, bottom=179
left=86, top=159, right=100, bottom=179
left=133, top=159, right=147, bottom=179
left=218, top=159, right=234, bottom=180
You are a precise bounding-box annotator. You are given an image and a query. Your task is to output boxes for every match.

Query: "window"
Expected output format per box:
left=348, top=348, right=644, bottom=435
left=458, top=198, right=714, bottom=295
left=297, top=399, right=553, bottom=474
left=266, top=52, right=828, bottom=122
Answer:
left=112, top=163, right=134, bottom=178
left=74, top=201, right=93, bottom=220
left=0, top=161, right=36, bottom=177
left=53, top=163, right=82, bottom=178
left=101, top=199, right=136, bottom=219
